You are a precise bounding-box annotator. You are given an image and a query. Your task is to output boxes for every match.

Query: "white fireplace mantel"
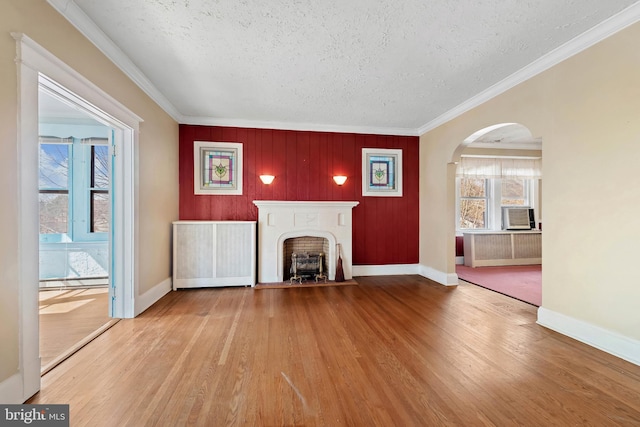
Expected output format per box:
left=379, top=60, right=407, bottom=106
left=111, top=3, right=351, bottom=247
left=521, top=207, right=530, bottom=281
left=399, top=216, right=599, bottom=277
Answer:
left=253, top=201, right=359, bottom=283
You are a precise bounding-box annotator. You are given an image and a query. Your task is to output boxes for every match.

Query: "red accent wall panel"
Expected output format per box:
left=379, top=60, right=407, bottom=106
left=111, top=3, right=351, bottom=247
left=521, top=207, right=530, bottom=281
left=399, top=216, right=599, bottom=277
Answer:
left=456, top=236, right=464, bottom=257
left=179, top=125, right=419, bottom=265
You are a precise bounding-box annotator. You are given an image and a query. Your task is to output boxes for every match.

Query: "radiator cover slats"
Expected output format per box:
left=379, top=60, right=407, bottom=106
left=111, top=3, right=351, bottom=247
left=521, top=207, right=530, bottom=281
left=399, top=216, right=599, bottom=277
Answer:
left=173, top=221, right=256, bottom=289
left=463, top=231, right=541, bottom=268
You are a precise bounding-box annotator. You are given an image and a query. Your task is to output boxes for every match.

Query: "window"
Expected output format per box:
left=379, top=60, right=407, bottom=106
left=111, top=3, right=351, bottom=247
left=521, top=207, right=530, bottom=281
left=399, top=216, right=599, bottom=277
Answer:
left=38, top=137, right=110, bottom=242
left=459, top=178, right=489, bottom=229
left=39, top=140, right=71, bottom=236
left=501, top=178, right=528, bottom=207
left=457, top=177, right=536, bottom=231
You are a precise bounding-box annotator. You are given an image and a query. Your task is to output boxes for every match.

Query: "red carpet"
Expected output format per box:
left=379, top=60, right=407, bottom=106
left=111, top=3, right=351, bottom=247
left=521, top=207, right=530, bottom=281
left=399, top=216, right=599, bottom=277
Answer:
left=456, top=264, right=541, bottom=306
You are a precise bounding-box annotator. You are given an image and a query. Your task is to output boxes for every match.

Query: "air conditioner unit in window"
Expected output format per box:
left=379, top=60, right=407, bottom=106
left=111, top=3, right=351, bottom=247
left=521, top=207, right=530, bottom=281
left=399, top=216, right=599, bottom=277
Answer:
left=502, top=207, right=535, bottom=230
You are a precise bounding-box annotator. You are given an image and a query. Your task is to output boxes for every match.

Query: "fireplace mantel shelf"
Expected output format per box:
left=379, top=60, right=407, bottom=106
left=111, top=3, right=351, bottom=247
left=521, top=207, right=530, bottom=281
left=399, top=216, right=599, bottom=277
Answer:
left=253, top=200, right=359, bottom=209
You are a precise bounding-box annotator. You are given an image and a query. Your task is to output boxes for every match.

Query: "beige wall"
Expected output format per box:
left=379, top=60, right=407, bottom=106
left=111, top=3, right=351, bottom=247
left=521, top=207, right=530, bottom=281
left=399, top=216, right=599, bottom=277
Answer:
left=0, top=0, right=179, bottom=385
left=420, top=22, right=640, bottom=342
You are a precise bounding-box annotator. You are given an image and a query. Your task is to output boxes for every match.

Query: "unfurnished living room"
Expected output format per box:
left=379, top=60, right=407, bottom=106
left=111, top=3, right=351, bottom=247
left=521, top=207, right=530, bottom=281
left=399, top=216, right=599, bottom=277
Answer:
left=2, top=1, right=640, bottom=426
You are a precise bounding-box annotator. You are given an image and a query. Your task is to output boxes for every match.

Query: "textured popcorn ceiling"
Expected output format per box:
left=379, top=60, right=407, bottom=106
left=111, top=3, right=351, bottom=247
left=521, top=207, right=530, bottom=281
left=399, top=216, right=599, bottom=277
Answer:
left=66, top=0, right=638, bottom=134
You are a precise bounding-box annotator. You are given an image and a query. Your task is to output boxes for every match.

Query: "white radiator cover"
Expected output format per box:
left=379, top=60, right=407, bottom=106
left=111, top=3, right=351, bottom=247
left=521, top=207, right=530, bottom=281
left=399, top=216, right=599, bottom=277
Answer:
left=462, top=230, right=541, bottom=267
left=172, top=221, right=256, bottom=289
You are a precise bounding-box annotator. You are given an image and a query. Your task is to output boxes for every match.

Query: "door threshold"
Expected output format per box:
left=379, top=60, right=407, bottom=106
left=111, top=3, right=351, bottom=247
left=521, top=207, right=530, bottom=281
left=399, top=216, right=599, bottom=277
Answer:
left=41, top=318, right=120, bottom=376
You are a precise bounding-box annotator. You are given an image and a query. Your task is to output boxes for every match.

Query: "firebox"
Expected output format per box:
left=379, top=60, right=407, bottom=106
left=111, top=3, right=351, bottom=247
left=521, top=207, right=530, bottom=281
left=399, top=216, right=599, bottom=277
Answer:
left=283, top=236, right=329, bottom=282
left=290, top=252, right=327, bottom=284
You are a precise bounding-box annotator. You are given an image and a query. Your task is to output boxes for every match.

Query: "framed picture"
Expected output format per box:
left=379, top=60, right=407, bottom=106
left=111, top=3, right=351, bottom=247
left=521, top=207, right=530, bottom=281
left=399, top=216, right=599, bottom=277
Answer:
left=362, top=148, right=403, bottom=197
left=194, top=141, right=243, bottom=195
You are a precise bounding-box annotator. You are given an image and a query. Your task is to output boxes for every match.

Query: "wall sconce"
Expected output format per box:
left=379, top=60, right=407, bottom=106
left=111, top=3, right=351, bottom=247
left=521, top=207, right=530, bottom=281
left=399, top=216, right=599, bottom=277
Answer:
left=333, top=175, right=347, bottom=186
left=259, top=175, right=275, bottom=185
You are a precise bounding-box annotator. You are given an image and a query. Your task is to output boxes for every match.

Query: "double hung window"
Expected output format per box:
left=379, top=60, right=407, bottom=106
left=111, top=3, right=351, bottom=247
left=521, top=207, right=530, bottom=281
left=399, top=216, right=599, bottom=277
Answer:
left=457, top=177, right=535, bottom=231
left=456, top=156, right=539, bottom=232
left=39, top=137, right=109, bottom=242
left=458, top=178, right=489, bottom=229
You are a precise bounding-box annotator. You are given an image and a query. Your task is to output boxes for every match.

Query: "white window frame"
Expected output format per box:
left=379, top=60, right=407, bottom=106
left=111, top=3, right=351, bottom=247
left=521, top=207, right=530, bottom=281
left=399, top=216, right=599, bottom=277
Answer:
left=456, top=177, right=491, bottom=231
left=39, top=137, right=110, bottom=243
left=457, top=177, right=538, bottom=233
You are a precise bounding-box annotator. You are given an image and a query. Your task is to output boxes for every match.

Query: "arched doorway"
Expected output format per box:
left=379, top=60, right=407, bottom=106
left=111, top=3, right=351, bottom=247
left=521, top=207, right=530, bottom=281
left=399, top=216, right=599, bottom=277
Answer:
left=449, top=123, right=542, bottom=306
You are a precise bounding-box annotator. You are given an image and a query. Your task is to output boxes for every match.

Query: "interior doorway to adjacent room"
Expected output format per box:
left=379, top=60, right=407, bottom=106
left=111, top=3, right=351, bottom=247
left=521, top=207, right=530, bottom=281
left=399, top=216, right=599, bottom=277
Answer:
left=37, top=80, right=118, bottom=374
left=450, top=123, right=543, bottom=305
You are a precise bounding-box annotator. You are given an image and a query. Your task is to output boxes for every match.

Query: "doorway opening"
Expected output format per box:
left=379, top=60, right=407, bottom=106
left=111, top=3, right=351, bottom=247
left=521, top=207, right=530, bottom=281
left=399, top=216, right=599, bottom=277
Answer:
left=450, top=123, right=543, bottom=305
left=37, top=84, right=119, bottom=374
left=15, top=32, right=141, bottom=400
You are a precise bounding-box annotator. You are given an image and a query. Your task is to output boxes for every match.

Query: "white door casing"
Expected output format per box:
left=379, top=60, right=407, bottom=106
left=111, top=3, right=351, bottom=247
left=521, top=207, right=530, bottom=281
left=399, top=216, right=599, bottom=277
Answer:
left=13, top=32, right=140, bottom=402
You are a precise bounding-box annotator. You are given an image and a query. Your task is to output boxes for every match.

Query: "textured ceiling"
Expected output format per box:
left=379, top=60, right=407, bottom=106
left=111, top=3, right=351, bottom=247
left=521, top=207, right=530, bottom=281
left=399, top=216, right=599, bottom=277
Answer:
left=52, top=0, right=639, bottom=135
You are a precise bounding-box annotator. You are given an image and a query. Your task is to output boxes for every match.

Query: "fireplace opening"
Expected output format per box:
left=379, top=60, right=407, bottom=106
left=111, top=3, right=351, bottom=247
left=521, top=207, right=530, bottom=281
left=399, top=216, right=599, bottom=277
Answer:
left=283, top=236, right=329, bottom=282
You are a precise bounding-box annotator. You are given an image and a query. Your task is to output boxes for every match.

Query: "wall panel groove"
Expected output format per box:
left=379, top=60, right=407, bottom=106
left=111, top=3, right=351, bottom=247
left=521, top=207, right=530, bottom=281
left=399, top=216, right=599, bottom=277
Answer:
left=179, top=125, right=419, bottom=265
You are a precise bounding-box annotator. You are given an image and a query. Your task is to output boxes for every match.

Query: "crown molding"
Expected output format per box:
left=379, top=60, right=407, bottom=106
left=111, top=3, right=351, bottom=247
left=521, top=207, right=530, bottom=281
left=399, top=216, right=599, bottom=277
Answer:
left=48, top=0, right=640, bottom=138
left=180, top=115, right=420, bottom=137
left=47, top=0, right=182, bottom=122
left=417, top=2, right=640, bottom=136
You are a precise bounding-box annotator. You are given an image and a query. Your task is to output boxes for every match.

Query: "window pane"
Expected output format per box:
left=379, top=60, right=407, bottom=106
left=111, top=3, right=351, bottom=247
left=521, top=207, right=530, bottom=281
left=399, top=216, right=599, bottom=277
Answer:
left=39, top=192, right=68, bottom=234
left=92, top=145, right=109, bottom=189
left=39, top=144, right=69, bottom=189
left=459, top=199, right=486, bottom=229
left=460, top=178, right=486, bottom=197
left=502, top=178, right=526, bottom=206
left=91, top=191, right=109, bottom=233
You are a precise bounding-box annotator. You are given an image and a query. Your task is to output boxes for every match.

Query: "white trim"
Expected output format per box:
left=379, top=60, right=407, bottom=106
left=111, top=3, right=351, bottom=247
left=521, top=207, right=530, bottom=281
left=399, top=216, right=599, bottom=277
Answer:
left=537, top=307, right=640, bottom=367
left=15, top=34, right=143, bottom=127
left=181, top=116, right=419, bottom=137
left=417, top=2, right=640, bottom=135
left=455, top=256, right=464, bottom=265
left=12, top=32, right=140, bottom=401
left=418, top=265, right=459, bottom=286
left=15, top=34, right=43, bottom=403
left=135, top=277, right=172, bottom=316
left=111, top=125, right=137, bottom=319
left=253, top=200, right=359, bottom=209
left=353, top=264, right=419, bottom=277
left=46, top=0, right=181, bottom=122
left=48, top=1, right=640, bottom=137
left=0, top=373, right=24, bottom=404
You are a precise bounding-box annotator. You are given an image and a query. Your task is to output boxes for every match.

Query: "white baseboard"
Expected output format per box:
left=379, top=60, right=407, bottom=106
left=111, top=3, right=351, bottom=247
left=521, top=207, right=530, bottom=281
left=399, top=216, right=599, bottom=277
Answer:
left=0, top=372, right=23, bottom=404
left=135, top=277, right=172, bottom=316
left=352, top=264, right=460, bottom=287
left=455, top=256, right=464, bottom=265
left=352, top=264, right=419, bottom=277
left=418, top=265, right=459, bottom=286
left=537, top=307, right=640, bottom=366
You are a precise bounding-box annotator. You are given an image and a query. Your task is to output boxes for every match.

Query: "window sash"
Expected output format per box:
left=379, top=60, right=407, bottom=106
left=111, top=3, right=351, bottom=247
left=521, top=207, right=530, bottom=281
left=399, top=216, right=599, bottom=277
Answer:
left=458, top=178, right=489, bottom=230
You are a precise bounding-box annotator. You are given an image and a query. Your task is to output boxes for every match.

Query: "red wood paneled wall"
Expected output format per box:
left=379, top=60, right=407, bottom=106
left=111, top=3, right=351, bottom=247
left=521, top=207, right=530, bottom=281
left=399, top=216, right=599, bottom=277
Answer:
left=179, top=125, right=419, bottom=265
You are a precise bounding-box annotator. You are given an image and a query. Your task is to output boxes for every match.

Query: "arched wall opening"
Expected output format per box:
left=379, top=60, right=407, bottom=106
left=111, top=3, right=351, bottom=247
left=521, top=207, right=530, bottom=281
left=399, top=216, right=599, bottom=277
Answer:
left=447, top=122, right=542, bottom=301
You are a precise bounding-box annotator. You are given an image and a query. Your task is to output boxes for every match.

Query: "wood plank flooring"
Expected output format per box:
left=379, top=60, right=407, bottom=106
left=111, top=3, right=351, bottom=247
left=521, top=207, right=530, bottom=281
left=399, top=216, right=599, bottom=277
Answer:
left=28, top=275, right=640, bottom=426
left=39, top=287, right=114, bottom=372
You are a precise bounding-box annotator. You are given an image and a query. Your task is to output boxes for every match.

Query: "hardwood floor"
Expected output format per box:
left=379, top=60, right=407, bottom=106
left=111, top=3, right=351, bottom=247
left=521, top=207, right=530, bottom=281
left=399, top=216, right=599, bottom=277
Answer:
left=29, top=276, right=640, bottom=426
left=39, top=287, right=116, bottom=373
